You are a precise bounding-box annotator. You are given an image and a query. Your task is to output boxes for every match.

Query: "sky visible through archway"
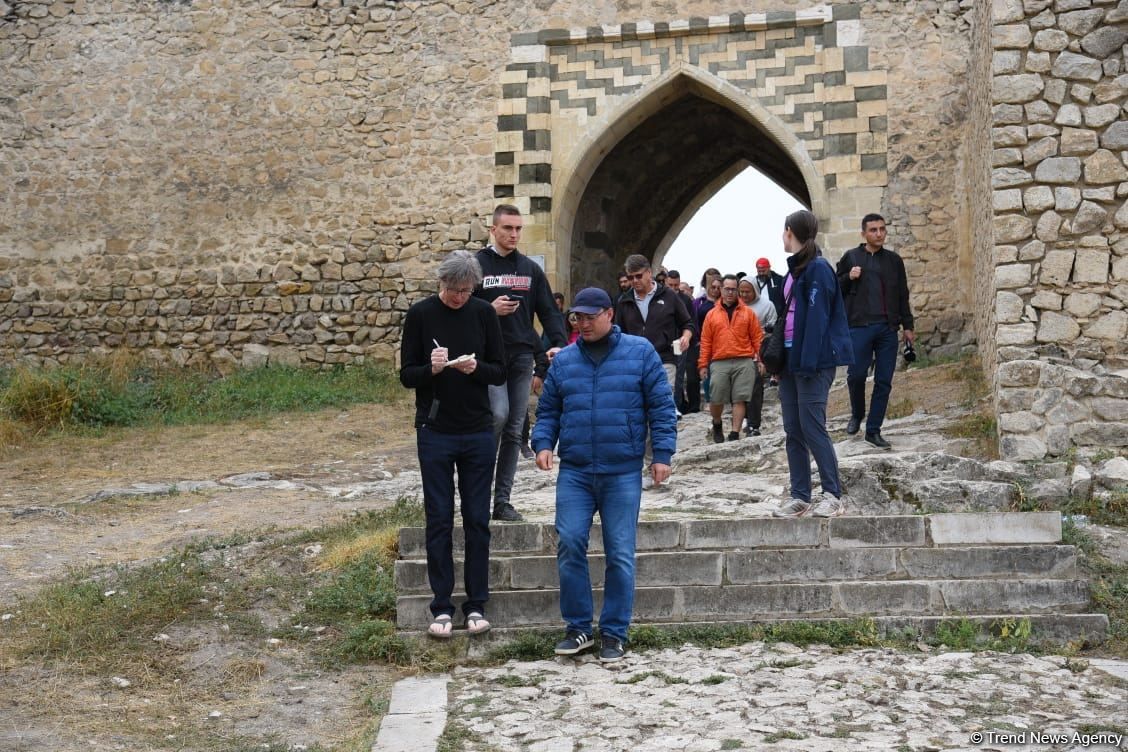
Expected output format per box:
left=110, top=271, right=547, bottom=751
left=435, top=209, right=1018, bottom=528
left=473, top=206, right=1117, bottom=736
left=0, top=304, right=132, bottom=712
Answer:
left=663, top=167, right=806, bottom=296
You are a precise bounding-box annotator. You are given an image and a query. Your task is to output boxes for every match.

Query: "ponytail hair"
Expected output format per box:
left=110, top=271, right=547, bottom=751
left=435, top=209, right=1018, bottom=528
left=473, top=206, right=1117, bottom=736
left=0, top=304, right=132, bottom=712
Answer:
left=784, top=209, right=820, bottom=274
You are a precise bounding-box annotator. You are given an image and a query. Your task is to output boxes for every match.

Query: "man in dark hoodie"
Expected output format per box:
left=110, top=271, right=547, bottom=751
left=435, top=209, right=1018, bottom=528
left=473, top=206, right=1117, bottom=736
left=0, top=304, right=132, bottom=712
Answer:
left=835, top=213, right=915, bottom=450
left=475, top=204, right=567, bottom=521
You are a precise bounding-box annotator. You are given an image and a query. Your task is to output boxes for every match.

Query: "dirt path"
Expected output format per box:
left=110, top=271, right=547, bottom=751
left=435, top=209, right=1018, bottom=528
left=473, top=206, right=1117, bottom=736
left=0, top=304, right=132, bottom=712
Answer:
left=0, top=399, right=420, bottom=596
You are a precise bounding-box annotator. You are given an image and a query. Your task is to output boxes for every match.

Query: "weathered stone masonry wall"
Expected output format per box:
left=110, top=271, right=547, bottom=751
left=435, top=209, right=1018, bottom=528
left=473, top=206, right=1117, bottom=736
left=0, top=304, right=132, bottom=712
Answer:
left=1, top=1, right=981, bottom=373
left=990, top=0, right=1128, bottom=460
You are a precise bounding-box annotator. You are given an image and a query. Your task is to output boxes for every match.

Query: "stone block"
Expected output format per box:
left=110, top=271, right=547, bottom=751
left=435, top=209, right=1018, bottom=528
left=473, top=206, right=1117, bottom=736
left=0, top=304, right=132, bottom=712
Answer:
left=1055, top=103, right=1083, bottom=126
left=399, top=523, right=545, bottom=558
left=1084, top=150, right=1128, bottom=184
left=993, top=103, right=1025, bottom=124
left=994, top=148, right=1023, bottom=167
left=588, top=521, right=682, bottom=552
left=1026, top=51, right=1052, bottom=73
left=1080, top=27, right=1128, bottom=58
left=999, top=410, right=1044, bottom=432
left=1060, top=127, right=1099, bottom=155
left=1101, top=122, right=1128, bottom=150
left=993, top=263, right=1032, bottom=290
left=1034, top=157, right=1081, bottom=183
left=1092, top=396, right=1128, bottom=421
left=1030, top=290, right=1062, bottom=309
left=1057, top=9, right=1106, bottom=37
left=994, top=216, right=1034, bottom=244
left=1023, top=186, right=1054, bottom=211
left=1037, top=311, right=1082, bottom=342
left=1033, top=29, right=1069, bottom=51
left=1064, top=292, right=1101, bottom=317
left=997, top=360, right=1042, bottom=387
left=1018, top=239, right=1046, bottom=260
left=1024, top=101, right=1055, bottom=124
left=683, top=518, right=820, bottom=549
left=992, top=0, right=1026, bottom=22
left=993, top=74, right=1045, bottom=103
left=938, top=579, right=1090, bottom=614
left=993, top=50, right=1022, bottom=75
left=1000, top=435, right=1048, bottom=460
left=994, top=189, right=1024, bottom=212
left=1073, top=422, right=1128, bottom=446
left=1074, top=249, right=1110, bottom=283
left=395, top=558, right=510, bottom=593
left=1040, top=249, right=1075, bottom=284
left=993, top=125, right=1028, bottom=147
left=903, top=545, right=1077, bottom=579
left=993, top=24, right=1033, bottom=49
left=680, top=584, right=834, bottom=618
left=992, top=167, right=1033, bottom=188
left=1036, top=210, right=1064, bottom=241
left=836, top=582, right=932, bottom=614
left=929, top=511, right=1061, bottom=545
left=1084, top=104, right=1121, bottom=129
left=828, top=517, right=927, bottom=548
left=1084, top=310, right=1128, bottom=340
left=996, top=323, right=1037, bottom=345
left=726, top=548, right=898, bottom=584
left=996, top=291, right=1024, bottom=322
left=1053, top=187, right=1082, bottom=211
left=1022, top=136, right=1057, bottom=166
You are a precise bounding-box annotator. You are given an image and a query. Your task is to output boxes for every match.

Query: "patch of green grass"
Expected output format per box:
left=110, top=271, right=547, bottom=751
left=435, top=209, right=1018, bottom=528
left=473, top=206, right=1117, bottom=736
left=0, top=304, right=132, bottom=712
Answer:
left=1068, top=526, right=1128, bottom=657
left=930, top=617, right=1032, bottom=653
left=720, top=740, right=743, bottom=750
left=941, top=411, right=999, bottom=460
left=9, top=549, right=216, bottom=661
left=885, top=397, right=915, bottom=420
left=1063, top=488, right=1128, bottom=528
left=496, top=673, right=544, bottom=688
left=617, top=670, right=687, bottom=685
left=0, top=357, right=401, bottom=434
left=436, top=720, right=480, bottom=752
left=626, top=619, right=881, bottom=653
left=484, top=631, right=559, bottom=663
left=763, top=730, right=806, bottom=742
left=700, top=674, right=729, bottom=685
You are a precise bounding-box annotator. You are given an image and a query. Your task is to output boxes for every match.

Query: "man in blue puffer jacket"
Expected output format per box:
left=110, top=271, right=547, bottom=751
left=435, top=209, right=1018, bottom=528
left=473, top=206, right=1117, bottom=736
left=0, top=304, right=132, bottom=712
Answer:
left=532, top=287, right=677, bottom=664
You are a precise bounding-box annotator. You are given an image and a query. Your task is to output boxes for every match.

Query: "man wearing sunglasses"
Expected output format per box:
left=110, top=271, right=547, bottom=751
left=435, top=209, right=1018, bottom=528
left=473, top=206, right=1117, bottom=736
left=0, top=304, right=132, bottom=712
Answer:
left=613, top=255, right=694, bottom=392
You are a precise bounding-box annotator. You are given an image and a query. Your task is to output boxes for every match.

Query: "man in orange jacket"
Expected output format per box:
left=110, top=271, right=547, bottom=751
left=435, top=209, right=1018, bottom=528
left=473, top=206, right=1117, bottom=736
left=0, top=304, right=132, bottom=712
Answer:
left=698, top=274, right=764, bottom=443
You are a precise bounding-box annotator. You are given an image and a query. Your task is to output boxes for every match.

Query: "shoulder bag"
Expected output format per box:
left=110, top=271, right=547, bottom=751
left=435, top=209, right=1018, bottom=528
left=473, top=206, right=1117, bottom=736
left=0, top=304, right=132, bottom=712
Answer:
left=760, top=282, right=795, bottom=376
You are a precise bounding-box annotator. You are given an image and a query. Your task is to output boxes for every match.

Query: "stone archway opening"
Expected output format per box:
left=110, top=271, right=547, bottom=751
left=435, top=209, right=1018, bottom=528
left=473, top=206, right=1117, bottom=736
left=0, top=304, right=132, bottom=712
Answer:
left=566, top=92, right=812, bottom=292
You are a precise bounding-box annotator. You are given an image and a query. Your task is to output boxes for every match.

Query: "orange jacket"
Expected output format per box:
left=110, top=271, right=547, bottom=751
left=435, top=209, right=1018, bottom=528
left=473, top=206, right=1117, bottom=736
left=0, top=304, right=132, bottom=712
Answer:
left=698, top=300, right=764, bottom=369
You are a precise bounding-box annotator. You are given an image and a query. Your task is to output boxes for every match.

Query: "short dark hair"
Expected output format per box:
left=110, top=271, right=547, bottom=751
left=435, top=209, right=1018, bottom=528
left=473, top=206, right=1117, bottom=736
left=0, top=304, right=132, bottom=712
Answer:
left=617, top=271, right=629, bottom=280
left=553, top=292, right=564, bottom=302
left=492, top=204, right=522, bottom=225
left=624, top=254, right=651, bottom=274
left=861, top=213, right=885, bottom=230
left=721, top=274, right=739, bottom=284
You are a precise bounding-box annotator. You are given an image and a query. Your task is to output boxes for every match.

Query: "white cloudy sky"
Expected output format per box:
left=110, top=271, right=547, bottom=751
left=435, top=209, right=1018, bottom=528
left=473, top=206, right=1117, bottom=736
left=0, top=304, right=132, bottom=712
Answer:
left=663, top=167, right=806, bottom=295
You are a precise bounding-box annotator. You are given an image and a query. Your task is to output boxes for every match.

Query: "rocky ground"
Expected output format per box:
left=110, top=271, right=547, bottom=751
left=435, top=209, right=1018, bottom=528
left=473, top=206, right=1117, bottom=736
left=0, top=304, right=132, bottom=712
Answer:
left=1, top=361, right=1126, bottom=751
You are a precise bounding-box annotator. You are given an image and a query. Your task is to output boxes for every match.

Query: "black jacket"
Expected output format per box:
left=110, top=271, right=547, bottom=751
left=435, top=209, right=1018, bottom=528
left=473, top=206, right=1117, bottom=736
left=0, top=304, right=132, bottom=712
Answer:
left=613, top=283, right=694, bottom=364
left=756, top=271, right=786, bottom=316
left=474, top=246, right=567, bottom=359
left=835, top=245, right=914, bottom=331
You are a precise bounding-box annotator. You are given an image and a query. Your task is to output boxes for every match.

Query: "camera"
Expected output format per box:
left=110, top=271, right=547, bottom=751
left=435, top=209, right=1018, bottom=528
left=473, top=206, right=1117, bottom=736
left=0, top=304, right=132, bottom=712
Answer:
left=902, top=341, right=916, bottom=363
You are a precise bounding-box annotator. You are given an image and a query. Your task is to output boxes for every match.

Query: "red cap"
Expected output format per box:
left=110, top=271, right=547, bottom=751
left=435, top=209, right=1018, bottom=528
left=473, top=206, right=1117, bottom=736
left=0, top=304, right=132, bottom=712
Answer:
left=756, top=257, right=771, bottom=267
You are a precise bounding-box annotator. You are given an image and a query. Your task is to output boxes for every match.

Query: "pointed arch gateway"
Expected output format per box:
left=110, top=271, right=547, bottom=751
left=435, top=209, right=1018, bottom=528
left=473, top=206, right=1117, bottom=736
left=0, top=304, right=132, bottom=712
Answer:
left=553, top=64, right=829, bottom=293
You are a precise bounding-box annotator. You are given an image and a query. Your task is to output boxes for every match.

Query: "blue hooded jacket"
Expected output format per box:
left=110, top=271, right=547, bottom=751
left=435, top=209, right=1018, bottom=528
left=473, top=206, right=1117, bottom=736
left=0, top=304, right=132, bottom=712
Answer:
left=531, top=326, right=676, bottom=474
left=785, top=254, right=854, bottom=375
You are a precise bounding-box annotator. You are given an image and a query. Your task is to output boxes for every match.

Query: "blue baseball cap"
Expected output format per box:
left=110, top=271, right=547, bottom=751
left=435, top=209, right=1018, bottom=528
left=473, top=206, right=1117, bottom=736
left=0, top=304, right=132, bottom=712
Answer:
left=570, top=287, right=613, bottom=314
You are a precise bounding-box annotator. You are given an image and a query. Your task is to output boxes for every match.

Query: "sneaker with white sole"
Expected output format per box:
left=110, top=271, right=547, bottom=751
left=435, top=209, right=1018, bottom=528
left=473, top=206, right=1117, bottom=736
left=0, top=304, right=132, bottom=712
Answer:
left=810, top=492, right=846, bottom=517
left=555, top=630, right=595, bottom=656
left=771, top=497, right=812, bottom=518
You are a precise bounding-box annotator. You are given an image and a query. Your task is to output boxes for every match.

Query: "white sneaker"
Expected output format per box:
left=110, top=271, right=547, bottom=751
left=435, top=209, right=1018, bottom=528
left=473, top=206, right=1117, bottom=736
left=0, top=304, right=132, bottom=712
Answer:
left=811, top=492, right=846, bottom=517
left=771, top=498, right=812, bottom=518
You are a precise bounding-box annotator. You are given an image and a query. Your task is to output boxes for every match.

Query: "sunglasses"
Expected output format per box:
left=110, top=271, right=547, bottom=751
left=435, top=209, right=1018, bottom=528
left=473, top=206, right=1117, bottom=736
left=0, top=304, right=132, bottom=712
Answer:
left=626, top=272, right=647, bottom=281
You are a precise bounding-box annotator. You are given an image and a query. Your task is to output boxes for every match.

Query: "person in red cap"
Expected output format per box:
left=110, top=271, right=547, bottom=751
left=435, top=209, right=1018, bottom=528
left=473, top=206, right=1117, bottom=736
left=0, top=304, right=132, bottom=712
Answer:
left=754, top=257, right=785, bottom=317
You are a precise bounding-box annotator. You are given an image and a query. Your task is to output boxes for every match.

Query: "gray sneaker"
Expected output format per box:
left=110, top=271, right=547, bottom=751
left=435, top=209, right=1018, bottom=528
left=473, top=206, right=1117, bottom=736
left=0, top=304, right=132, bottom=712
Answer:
left=811, top=492, right=846, bottom=517
left=771, top=498, right=812, bottom=518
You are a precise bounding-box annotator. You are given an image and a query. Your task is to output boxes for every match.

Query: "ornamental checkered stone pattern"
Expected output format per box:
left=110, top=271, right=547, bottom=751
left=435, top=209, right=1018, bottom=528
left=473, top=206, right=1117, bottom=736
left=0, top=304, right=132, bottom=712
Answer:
left=495, top=7, right=889, bottom=209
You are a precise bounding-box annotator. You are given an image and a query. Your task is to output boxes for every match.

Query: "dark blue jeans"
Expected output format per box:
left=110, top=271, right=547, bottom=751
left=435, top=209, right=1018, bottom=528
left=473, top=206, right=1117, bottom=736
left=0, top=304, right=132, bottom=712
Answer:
left=555, top=468, right=642, bottom=642
left=417, top=426, right=495, bottom=618
left=489, top=351, right=535, bottom=508
left=778, top=365, right=842, bottom=501
left=847, top=323, right=899, bottom=434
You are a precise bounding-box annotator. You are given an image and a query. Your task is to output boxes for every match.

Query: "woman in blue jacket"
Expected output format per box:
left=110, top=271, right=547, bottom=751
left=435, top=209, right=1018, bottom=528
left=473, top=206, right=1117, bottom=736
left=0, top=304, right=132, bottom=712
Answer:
left=771, top=209, right=854, bottom=518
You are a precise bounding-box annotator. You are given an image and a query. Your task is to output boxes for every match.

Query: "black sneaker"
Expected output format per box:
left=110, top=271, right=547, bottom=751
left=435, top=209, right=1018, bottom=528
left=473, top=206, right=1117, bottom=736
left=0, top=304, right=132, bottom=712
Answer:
left=554, top=630, right=595, bottom=655
left=750, top=427, right=761, bottom=436
left=865, top=431, right=892, bottom=450
left=492, top=503, right=524, bottom=522
left=598, top=635, right=626, bottom=663
left=519, top=443, right=535, bottom=460
left=711, top=423, right=725, bottom=444
left=846, top=416, right=862, bottom=435
left=727, top=431, right=740, bottom=442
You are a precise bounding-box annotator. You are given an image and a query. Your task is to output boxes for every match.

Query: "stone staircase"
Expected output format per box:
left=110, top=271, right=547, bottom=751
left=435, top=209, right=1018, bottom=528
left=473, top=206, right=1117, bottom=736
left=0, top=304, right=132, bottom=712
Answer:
left=394, top=512, right=1108, bottom=643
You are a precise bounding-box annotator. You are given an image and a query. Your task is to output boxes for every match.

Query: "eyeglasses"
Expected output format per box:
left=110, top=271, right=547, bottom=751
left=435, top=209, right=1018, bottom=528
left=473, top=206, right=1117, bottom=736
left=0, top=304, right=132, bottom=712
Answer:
left=722, top=287, right=739, bottom=294
left=626, top=272, right=647, bottom=281
left=572, top=310, right=606, bottom=322
left=443, top=287, right=474, bottom=296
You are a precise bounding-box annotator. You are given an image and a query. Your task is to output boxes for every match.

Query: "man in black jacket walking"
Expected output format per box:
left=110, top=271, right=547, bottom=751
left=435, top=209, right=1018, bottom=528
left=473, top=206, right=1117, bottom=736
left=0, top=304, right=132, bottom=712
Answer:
left=474, top=205, right=567, bottom=521
left=835, top=213, right=915, bottom=450
left=614, top=254, right=694, bottom=389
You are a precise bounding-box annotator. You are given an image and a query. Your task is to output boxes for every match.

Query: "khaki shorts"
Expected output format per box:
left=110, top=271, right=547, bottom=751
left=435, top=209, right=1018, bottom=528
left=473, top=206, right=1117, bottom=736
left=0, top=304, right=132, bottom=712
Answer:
left=709, top=357, right=756, bottom=404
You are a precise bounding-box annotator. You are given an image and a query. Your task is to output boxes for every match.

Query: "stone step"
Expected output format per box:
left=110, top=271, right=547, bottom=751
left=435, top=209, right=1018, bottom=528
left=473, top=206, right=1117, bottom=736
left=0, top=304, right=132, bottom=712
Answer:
left=395, top=578, right=1091, bottom=629
left=396, top=512, right=1063, bottom=559
left=394, top=545, right=1079, bottom=593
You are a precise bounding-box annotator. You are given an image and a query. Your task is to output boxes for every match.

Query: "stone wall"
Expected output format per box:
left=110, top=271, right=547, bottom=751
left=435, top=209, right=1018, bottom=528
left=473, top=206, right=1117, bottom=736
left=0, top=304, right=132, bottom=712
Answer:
left=1, top=0, right=981, bottom=371
left=989, top=0, right=1128, bottom=460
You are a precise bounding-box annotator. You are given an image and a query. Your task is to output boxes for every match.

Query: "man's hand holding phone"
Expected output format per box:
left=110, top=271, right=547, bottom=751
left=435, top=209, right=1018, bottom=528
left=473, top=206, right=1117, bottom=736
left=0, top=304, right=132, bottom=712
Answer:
left=493, top=295, right=521, bottom=317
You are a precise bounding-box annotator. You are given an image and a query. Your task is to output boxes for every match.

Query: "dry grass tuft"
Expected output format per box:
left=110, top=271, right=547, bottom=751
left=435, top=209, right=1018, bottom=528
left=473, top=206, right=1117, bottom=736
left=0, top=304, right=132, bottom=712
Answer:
left=316, top=529, right=399, bottom=572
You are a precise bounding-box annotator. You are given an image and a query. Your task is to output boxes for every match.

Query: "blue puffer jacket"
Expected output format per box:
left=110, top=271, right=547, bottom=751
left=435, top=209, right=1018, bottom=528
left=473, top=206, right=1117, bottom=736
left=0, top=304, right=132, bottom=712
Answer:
left=532, top=326, right=677, bottom=474
left=785, top=254, right=854, bottom=375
